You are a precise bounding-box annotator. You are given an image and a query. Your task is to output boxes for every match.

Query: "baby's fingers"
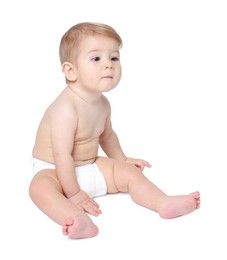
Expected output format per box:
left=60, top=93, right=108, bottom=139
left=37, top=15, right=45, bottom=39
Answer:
left=90, top=198, right=100, bottom=208
left=79, top=199, right=102, bottom=216
left=83, top=203, right=102, bottom=216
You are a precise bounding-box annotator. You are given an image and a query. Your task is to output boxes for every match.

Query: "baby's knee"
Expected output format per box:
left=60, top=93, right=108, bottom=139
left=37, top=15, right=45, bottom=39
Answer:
left=28, top=174, right=53, bottom=201
left=28, top=178, right=42, bottom=202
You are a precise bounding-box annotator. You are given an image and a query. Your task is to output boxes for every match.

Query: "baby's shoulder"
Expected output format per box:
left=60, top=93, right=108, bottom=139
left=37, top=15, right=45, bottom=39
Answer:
left=46, top=92, right=76, bottom=117
left=101, top=94, right=111, bottom=107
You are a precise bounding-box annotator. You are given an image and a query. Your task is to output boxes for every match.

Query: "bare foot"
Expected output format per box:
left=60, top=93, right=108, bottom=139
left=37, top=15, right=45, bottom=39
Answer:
left=62, top=214, right=99, bottom=239
left=158, top=191, right=200, bottom=219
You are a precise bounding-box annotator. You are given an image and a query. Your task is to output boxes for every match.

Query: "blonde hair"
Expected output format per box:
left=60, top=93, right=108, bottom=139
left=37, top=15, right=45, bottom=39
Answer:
left=59, top=22, right=123, bottom=64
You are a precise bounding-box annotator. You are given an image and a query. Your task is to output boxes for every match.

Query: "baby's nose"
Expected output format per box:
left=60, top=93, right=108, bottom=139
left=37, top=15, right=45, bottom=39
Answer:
left=105, top=60, right=113, bottom=69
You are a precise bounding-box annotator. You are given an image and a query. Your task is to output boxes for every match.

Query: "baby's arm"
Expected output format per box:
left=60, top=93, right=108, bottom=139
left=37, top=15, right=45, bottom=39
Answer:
left=99, top=97, right=126, bottom=160
left=69, top=190, right=102, bottom=216
left=99, top=115, right=127, bottom=162
left=100, top=127, right=151, bottom=170
left=99, top=99, right=151, bottom=169
left=100, top=128, right=126, bottom=160
left=50, top=104, right=81, bottom=197
left=49, top=101, right=101, bottom=216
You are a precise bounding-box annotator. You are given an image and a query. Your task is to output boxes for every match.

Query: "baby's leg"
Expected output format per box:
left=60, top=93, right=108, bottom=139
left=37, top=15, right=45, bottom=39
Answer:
left=29, top=169, right=98, bottom=239
left=96, top=157, right=200, bottom=219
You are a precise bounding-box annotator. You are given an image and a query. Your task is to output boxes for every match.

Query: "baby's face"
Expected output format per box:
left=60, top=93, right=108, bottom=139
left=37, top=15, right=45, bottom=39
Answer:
left=74, top=35, right=122, bottom=93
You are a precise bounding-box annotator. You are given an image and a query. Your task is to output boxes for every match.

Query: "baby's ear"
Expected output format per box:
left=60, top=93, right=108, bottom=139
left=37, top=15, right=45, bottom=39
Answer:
left=61, top=62, right=77, bottom=81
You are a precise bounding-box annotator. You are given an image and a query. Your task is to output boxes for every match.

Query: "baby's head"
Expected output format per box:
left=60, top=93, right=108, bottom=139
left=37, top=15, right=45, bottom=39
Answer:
left=59, top=22, right=122, bottom=65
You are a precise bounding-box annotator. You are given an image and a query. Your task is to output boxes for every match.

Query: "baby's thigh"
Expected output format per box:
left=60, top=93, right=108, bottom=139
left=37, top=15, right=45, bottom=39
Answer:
left=30, top=169, right=63, bottom=195
left=95, top=157, right=118, bottom=193
left=95, top=157, right=140, bottom=193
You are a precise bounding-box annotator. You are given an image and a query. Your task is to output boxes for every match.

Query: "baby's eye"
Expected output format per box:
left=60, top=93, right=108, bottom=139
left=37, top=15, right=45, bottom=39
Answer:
left=111, top=57, right=119, bottom=61
left=91, top=56, right=101, bottom=62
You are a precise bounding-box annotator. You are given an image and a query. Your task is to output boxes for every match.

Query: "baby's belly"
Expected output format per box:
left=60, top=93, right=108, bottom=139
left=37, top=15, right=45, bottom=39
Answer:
left=33, top=138, right=100, bottom=166
left=72, top=140, right=99, bottom=166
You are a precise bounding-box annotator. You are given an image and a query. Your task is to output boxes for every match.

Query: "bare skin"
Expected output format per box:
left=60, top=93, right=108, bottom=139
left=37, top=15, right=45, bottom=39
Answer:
left=61, top=157, right=200, bottom=238
left=29, top=28, right=200, bottom=239
left=62, top=192, right=200, bottom=239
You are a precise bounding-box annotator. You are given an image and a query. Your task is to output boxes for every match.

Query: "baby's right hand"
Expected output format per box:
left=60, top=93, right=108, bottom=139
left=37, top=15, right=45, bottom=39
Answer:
left=69, top=190, right=102, bottom=216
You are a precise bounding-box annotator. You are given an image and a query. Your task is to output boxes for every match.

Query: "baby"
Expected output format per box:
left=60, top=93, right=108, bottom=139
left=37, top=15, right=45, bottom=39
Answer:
left=29, top=22, right=200, bottom=239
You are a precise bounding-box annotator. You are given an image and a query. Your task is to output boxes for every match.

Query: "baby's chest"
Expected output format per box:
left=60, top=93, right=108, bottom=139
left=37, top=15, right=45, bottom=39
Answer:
left=77, top=114, right=106, bottom=138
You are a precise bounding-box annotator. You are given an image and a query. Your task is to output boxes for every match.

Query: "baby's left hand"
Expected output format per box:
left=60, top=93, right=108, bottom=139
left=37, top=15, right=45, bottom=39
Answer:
left=126, top=157, right=152, bottom=171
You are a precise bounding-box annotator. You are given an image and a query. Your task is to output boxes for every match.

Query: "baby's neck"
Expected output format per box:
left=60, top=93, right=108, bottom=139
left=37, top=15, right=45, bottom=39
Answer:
left=68, top=85, right=101, bottom=105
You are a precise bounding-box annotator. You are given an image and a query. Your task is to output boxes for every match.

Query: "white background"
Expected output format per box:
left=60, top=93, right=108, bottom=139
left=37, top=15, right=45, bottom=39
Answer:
left=0, top=0, right=226, bottom=259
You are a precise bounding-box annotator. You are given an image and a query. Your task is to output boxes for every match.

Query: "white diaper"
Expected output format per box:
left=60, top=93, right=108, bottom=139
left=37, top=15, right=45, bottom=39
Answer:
left=32, top=158, right=107, bottom=198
